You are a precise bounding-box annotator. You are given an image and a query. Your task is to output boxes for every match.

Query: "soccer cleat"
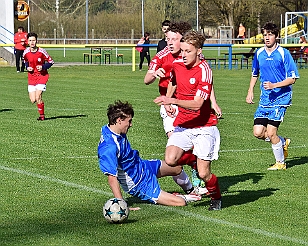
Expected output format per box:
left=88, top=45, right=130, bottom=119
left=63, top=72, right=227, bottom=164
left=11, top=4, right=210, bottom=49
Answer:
left=175, top=193, right=202, bottom=203
left=189, top=186, right=211, bottom=196
left=184, top=186, right=195, bottom=194
left=37, top=116, right=45, bottom=121
left=267, top=162, right=286, bottom=170
left=283, top=138, right=291, bottom=159
left=208, top=199, right=222, bottom=211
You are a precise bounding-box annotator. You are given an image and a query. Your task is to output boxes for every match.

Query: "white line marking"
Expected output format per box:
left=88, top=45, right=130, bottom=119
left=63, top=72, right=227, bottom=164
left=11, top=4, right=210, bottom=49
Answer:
left=0, top=165, right=111, bottom=196
left=220, top=145, right=306, bottom=153
left=5, top=145, right=306, bottom=160
left=1, top=164, right=307, bottom=245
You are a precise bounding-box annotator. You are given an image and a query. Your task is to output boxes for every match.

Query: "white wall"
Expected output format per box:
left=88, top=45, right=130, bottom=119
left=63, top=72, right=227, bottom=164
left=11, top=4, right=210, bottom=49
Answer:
left=0, top=0, right=15, bottom=53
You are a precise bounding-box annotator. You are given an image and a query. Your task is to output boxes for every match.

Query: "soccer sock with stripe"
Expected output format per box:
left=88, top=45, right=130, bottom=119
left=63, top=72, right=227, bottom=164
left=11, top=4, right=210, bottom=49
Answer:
left=172, top=169, right=193, bottom=193
left=205, top=174, right=221, bottom=200
left=37, top=102, right=45, bottom=117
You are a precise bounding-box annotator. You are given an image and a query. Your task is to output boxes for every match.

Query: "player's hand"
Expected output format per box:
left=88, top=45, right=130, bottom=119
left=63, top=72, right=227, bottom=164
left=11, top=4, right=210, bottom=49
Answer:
left=27, top=67, right=33, bottom=72
left=165, top=104, right=177, bottom=118
left=154, top=68, right=166, bottom=78
left=246, top=91, right=254, bottom=104
left=263, top=81, right=274, bottom=90
left=154, top=95, right=171, bottom=106
left=212, top=103, right=222, bottom=118
left=36, top=65, right=43, bottom=71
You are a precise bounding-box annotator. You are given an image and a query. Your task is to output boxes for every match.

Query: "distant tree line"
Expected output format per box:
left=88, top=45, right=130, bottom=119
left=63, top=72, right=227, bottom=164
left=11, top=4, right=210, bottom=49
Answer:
left=14, top=0, right=308, bottom=41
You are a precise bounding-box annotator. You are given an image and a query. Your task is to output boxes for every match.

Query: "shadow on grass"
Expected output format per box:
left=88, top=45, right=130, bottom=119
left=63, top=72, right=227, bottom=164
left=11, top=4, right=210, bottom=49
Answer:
left=44, top=114, right=87, bottom=120
left=0, top=108, right=13, bottom=112
left=195, top=188, right=279, bottom=209
left=286, top=156, right=308, bottom=168
left=126, top=173, right=273, bottom=209
left=191, top=172, right=277, bottom=208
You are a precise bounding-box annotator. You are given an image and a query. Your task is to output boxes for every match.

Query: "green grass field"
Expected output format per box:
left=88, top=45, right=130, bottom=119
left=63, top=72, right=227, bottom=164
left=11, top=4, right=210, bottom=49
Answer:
left=0, top=65, right=307, bottom=246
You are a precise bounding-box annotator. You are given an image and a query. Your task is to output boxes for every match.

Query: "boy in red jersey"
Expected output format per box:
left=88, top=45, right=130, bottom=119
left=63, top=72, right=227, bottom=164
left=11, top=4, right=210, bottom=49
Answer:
left=145, top=22, right=204, bottom=194
left=145, top=22, right=221, bottom=193
left=154, top=31, right=222, bottom=210
left=14, top=26, right=28, bottom=73
left=23, top=33, right=54, bottom=121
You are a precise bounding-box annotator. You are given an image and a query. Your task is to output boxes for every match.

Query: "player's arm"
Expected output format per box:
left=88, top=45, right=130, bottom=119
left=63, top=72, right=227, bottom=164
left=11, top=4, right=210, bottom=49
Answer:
left=144, top=68, right=166, bottom=85
left=14, top=34, right=18, bottom=44
left=155, top=92, right=206, bottom=111
left=161, top=75, right=177, bottom=116
left=246, top=76, right=258, bottom=104
left=107, top=175, right=123, bottom=199
left=210, top=83, right=222, bottom=118
left=263, top=77, right=296, bottom=90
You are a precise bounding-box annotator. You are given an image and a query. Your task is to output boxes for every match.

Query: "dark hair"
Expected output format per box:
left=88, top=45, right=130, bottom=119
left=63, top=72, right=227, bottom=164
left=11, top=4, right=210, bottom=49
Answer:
left=18, top=26, right=25, bottom=32
left=181, top=30, right=205, bottom=49
left=168, top=21, right=192, bottom=36
left=144, top=32, right=150, bottom=38
left=162, top=20, right=170, bottom=27
left=261, top=22, right=280, bottom=37
left=27, top=32, right=38, bottom=40
left=107, top=101, right=134, bottom=125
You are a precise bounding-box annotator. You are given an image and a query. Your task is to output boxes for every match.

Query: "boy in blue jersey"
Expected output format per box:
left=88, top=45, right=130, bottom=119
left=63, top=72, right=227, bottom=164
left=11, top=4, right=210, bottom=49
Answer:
left=98, top=101, right=201, bottom=206
left=246, top=22, right=299, bottom=170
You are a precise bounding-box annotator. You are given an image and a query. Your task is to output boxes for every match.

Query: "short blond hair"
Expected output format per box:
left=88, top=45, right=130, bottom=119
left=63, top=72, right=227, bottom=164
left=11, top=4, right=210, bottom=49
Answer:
left=181, top=30, right=205, bottom=49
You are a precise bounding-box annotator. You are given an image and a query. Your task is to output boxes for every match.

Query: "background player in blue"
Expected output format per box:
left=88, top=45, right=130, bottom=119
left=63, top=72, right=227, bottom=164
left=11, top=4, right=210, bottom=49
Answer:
left=98, top=101, right=201, bottom=206
left=246, top=22, right=299, bottom=170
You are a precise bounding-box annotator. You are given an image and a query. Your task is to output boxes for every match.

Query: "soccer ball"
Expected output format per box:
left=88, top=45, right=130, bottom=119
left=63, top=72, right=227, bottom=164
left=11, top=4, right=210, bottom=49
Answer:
left=103, top=198, right=129, bottom=223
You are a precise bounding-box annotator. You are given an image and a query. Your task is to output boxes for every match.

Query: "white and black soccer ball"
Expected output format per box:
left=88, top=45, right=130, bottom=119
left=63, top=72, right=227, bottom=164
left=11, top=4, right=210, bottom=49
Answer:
left=103, top=198, right=129, bottom=223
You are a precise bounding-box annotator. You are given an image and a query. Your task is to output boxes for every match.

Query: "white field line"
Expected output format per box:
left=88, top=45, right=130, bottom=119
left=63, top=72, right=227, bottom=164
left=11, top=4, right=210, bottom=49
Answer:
left=6, top=108, right=308, bottom=118
left=0, top=164, right=111, bottom=196
left=5, top=145, right=306, bottom=160
left=0, top=164, right=307, bottom=245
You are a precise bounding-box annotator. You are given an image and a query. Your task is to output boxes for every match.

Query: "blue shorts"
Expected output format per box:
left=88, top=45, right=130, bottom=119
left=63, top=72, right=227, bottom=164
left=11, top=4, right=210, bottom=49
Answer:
left=128, top=159, right=162, bottom=204
left=254, top=105, right=287, bottom=122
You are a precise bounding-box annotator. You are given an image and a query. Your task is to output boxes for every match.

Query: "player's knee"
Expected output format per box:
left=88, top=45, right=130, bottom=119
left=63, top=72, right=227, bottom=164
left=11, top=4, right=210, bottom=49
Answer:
left=164, top=155, right=177, bottom=167
left=198, top=170, right=211, bottom=182
left=30, top=98, right=36, bottom=104
left=253, top=130, right=265, bottom=139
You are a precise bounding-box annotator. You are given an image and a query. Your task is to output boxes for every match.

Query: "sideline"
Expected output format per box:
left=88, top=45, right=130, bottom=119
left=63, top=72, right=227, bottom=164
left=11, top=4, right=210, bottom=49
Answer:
left=0, top=164, right=307, bottom=245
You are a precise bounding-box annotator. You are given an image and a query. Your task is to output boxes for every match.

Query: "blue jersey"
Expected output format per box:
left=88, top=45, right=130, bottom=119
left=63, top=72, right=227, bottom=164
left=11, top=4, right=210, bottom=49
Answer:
left=252, top=45, right=299, bottom=107
left=98, top=125, right=162, bottom=203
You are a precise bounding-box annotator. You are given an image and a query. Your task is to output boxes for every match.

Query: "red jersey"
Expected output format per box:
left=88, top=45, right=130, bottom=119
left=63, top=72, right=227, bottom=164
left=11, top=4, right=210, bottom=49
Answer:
left=14, top=32, right=28, bottom=50
left=23, top=47, right=54, bottom=85
left=171, top=59, right=218, bottom=128
left=148, top=46, right=179, bottom=96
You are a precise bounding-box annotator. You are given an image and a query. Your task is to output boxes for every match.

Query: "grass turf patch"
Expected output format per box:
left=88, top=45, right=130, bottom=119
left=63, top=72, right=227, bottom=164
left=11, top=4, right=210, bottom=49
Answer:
left=0, top=65, right=307, bottom=245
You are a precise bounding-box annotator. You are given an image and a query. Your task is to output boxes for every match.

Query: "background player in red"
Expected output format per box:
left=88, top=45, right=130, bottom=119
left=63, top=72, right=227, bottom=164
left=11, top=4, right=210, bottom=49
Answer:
left=23, top=32, right=54, bottom=121
left=154, top=30, right=222, bottom=210
left=14, top=26, right=28, bottom=73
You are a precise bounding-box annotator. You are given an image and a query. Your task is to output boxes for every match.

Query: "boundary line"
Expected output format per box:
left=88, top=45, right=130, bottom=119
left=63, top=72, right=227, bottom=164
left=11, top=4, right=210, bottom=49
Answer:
left=0, top=164, right=307, bottom=245
left=4, top=145, right=307, bottom=161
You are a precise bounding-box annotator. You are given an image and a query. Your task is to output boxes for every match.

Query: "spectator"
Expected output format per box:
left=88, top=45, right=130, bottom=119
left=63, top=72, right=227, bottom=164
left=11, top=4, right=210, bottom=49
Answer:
left=157, top=20, right=170, bottom=53
left=299, top=36, right=308, bottom=53
left=139, top=32, right=151, bottom=71
left=237, top=23, right=246, bottom=44
left=14, top=26, right=28, bottom=73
